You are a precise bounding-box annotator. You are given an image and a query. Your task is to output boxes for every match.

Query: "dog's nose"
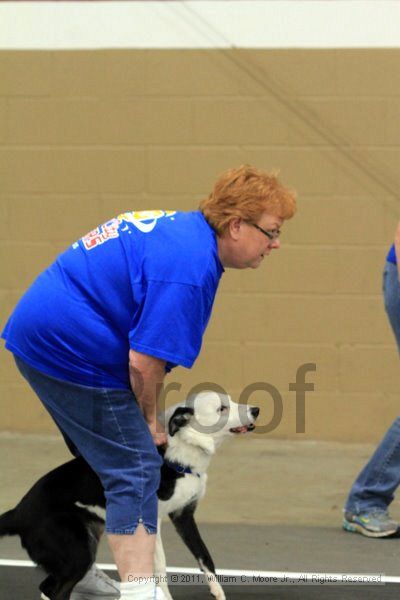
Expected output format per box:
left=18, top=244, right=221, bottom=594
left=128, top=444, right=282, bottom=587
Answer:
left=251, top=407, right=260, bottom=418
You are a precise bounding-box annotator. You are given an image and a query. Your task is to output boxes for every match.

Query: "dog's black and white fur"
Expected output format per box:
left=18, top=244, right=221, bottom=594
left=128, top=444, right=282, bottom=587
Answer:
left=0, top=391, right=259, bottom=600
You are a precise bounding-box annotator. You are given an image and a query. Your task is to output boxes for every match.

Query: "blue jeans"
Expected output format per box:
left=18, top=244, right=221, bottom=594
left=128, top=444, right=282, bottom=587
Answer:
left=14, top=356, right=162, bottom=534
left=346, top=261, right=400, bottom=513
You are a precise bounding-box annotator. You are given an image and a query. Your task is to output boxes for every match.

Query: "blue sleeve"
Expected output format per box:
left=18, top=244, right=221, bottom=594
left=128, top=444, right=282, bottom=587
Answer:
left=129, top=280, right=208, bottom=369
left=387, top=244, right=397, bottom=265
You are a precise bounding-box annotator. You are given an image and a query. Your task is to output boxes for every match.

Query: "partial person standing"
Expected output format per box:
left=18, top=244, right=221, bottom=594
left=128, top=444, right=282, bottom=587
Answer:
left=343, top=222, right=400, bottom=538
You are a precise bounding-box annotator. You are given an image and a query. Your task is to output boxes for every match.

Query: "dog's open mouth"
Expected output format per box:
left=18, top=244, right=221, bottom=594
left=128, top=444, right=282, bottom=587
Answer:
left=229, top=423, right=256, bottom=434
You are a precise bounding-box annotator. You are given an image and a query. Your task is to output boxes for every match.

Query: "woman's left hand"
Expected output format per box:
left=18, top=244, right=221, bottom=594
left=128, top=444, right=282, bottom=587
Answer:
left=149, top=419, right=168, bottom=447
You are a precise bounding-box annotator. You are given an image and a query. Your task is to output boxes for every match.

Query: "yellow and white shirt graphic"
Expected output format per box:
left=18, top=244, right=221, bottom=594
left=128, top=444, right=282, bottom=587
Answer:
left=80, top=210, right=176, bottom=251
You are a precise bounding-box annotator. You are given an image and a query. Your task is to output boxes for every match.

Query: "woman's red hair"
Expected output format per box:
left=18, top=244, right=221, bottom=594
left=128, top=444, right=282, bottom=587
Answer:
left=199, top=165, right=296, bottom=234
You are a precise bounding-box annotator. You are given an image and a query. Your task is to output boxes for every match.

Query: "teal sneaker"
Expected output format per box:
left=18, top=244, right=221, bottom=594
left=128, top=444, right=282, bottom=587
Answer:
left=343, top=509, right=398, bottom=538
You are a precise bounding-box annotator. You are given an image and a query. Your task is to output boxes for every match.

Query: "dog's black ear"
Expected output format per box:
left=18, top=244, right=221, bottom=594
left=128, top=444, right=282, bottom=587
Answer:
left=168, top=407, right=194, bottom=437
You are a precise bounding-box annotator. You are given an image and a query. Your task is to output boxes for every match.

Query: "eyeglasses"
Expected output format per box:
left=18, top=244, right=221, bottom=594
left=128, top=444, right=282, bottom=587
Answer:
left=251, top=223, right=281, bottom=242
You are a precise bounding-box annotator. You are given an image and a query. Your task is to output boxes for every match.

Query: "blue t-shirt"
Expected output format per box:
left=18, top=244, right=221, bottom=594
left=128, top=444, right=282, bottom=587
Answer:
left=387, top=244, right=396, bottom=264
left=2, top=210, right=224, bottom=389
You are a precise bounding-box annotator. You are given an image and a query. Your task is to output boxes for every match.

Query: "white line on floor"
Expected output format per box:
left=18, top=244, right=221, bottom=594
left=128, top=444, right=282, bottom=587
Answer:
left=0, top=559, right=399, bottom=584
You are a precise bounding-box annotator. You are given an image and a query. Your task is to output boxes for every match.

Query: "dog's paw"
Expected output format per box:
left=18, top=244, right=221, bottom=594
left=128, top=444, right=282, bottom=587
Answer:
left=208, top=579, right=226, bottom=600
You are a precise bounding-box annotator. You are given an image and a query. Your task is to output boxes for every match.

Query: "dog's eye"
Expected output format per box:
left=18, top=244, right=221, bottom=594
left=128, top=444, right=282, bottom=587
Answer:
left=218, top=405, right=228, bottom=413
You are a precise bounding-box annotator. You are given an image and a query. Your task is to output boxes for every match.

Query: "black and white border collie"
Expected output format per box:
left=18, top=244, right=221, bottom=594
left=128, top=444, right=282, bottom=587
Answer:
left=0, top=391, right=259, bottom=600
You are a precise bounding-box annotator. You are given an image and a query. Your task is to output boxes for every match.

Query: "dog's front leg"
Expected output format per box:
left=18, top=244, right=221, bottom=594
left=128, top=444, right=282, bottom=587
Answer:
left=169, top=503, right=226, bottom=600
left=154, top=518, right=174, bottom=600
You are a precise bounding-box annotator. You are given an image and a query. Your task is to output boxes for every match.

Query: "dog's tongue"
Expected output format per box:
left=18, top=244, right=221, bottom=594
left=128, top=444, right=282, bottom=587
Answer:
left=235, top=426, right=248, bottom=433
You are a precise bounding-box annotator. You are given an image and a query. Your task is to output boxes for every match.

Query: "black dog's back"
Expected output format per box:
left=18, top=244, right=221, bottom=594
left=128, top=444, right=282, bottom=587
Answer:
left=0, top=508, right=19, bottom=536
left=19, top=457, right=104, bottom=517
left=0, top=457, right=106, bottom=600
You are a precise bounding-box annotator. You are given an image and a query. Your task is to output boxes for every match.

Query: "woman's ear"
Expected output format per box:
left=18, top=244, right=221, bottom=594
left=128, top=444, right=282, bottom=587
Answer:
left=228, top=217, right=242, bottom=241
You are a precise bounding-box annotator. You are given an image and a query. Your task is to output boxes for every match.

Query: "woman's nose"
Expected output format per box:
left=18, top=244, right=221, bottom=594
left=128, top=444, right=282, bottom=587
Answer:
left=270, top=238, right=281, bottom=249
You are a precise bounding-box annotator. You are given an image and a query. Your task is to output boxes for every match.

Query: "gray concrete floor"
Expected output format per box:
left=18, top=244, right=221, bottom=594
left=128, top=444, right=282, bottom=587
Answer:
left=2, top=567, right=399, bottom=600
left=1, top=432, right=400, bottom=597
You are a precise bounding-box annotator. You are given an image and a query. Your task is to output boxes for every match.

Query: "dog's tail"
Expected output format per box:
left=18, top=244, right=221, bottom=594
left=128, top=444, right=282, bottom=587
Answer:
left=0, top=509, right=19, bottom=536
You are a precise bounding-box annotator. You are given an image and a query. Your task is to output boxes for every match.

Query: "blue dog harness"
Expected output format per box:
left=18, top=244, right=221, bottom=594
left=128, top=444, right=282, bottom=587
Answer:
left=164, top=458, right=201, bottom=478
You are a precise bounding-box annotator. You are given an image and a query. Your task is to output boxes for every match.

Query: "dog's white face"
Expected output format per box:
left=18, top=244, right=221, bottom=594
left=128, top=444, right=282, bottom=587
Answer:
left=164, top=391, right=259, bottom=451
